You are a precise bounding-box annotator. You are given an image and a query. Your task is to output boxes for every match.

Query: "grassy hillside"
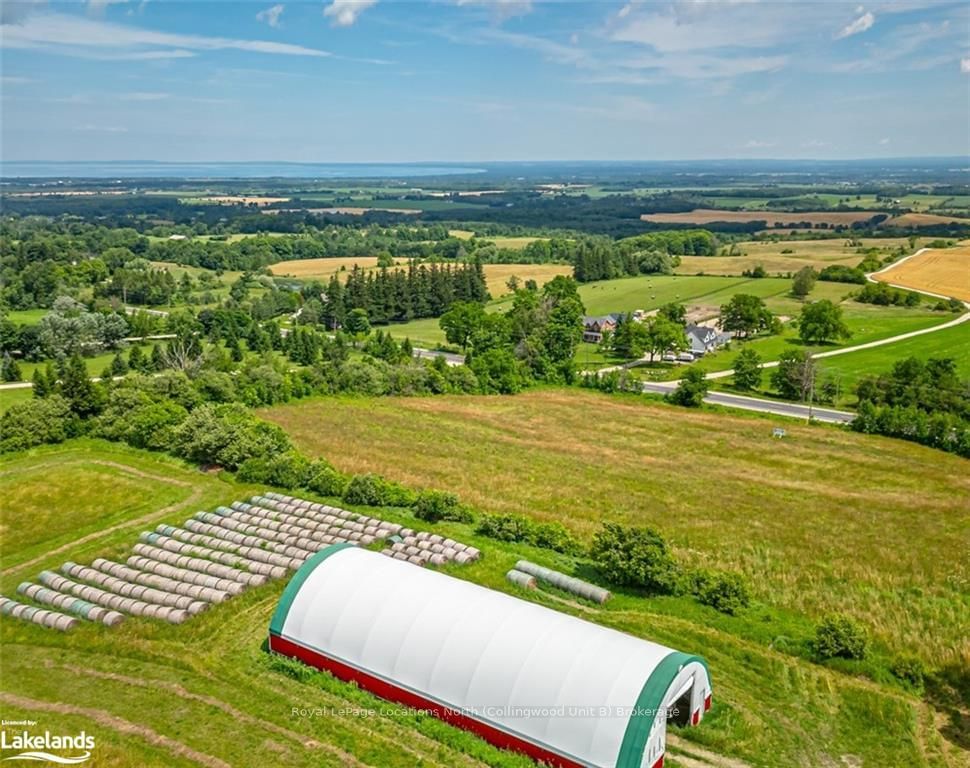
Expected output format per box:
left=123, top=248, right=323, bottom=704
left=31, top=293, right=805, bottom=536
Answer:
left=3, top=435, right=966, bottom=767
left=262, top=391, right=969, bottom=672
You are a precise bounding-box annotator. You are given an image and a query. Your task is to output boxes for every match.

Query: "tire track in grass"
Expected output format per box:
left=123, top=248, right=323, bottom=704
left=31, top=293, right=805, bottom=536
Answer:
left=0, top=692, right=232, bottom=768
left=52, top=666, right=343, bottom=756
left=1, top=460, right=203, bottom=576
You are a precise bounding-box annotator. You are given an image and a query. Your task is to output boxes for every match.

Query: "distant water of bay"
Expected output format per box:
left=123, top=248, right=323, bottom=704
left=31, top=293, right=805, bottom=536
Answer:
left=0, top=161, right=487, bottom=179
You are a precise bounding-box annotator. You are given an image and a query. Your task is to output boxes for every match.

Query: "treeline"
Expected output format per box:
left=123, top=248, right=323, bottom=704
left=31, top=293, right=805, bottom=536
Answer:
left=573, top=230, right=716, bottom=282
left=851, top=357, right=970, bottom=457
left=300, top=261, right=490, bottom=328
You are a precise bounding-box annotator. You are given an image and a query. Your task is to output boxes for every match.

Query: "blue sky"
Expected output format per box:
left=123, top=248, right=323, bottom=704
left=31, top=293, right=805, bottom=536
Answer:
left=2, top=0, right=968, bottom=161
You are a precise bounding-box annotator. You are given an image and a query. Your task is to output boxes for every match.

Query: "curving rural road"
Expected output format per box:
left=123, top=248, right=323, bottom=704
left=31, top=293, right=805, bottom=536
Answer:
left=639, top=381, right=855, bottom=424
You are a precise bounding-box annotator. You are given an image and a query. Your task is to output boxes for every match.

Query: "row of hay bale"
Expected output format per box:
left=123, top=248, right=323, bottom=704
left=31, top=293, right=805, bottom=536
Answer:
left=255, top=493, right=480, bottom=568
left=0, top=595, right=78, bottom=632
left=2, top=491, right=482, bottom=632
left=505, top=560, right=611, bottom=604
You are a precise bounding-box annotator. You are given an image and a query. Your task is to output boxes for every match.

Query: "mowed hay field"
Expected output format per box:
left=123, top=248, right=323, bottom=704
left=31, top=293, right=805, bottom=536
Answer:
left=873, top=244, right=970, bottom=302
left=262, top=390, right=970, bottom=672
left=641, top=209, right=884, bottom=226
left=4, top=439, right=964, bottom=767
left=268, top=258, right=569, bottom=297
left=482, top=263, right=572, bottom=296
left=677, top=237, right=919, bottom=276
left=449, top=230, right=550, bottom=250
left=0, top=443, right=542, bottom=768
left=268, top=256, right=402, bottom=280
left=643, top=209, right=970, bottom=229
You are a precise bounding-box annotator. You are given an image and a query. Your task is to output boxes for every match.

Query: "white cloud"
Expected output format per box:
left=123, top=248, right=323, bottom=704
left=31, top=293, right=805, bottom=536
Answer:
left=878, top=137, right=890, bottom=145
left=456, top=0, right=533, bottom=22
left=118, top=91, right=169, bottom=100
left=801, top=139, right=831, bottom=148
left=323, top=0, right=378, bottom=28
left=962, top=57, right=970, bottom=73
left=835, top=11, right=875, bottom=39
left=744, top=139, right=775, bottom=148
left=256, top=4, right=284, bottom=28
left=0, top=11, right=333, bottom=57
left=74, top=124, right=128, bottom=132
left=1, top=75, right=36, bottom=84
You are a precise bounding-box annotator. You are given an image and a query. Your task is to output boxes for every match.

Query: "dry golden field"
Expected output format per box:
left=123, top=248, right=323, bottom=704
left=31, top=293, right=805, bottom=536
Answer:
left=640, top=209, right=884, bottom=226
left=482, top=263, right=572, bottom=295
left=889, top=212, right=970, bottom=227
left=873, top=244, right=970, bottom=301
left=268, top=256, right=401, bottom=279
left=268, top=259, right=569, bottom=295
left=448, top=230, right=547, bottom=250
left=676, top=237, right=921, bottom=275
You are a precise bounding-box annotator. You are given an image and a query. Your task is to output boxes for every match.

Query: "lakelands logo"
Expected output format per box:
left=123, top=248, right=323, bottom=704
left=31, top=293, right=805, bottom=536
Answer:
left=0, top=726, right=94, bottom=764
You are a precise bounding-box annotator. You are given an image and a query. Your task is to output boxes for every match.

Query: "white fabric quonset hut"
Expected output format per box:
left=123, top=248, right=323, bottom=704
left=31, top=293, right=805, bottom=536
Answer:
left=268, top=544, right=711, bottom=768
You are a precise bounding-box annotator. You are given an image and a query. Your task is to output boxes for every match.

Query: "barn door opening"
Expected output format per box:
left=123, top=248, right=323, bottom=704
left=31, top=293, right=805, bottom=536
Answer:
left=666, top=677, right=694, bottom=728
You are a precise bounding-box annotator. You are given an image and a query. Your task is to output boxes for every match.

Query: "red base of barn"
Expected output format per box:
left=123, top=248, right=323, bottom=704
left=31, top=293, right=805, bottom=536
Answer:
left=270, top=632, right=592, bottom=768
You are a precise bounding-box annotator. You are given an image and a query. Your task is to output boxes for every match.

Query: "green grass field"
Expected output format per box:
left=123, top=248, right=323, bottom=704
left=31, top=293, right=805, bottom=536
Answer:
left=3, top=427, right=967, bottom=767
left=0, top=386, right=32, bottom=413
left=679, top=306, right=952, bottom=379
left=14, top=342, right=165, bottom=382
left=712, top=320, right=970, bottom=403
left=4, top=308, right=47, bottom=326
left=261, top=390, right=968, bottom=766
left=806, top=321, right=970, bottom=392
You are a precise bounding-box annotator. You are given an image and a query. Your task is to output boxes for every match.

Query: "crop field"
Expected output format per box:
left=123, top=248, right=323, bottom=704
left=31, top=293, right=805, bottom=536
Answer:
left=4, top=432, right=966, bottom=767
left=873, top=245, right=970, bottom=302
left=482, top=264, right=572, bottom=295
left=890, top=213, right=970, bottom=227
left=676, top=237, right=920, bottom=276
left=268, top=256, right=397, bottom=280
left=640, top=209, right=884, bottom=227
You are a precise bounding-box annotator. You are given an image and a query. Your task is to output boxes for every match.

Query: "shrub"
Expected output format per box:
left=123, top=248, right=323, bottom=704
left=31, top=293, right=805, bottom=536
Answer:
left=590, top=523, right=681, bottom=594
left=476, top=513, right=581, bottom=553
left=95, top=389, right=188, bottom=451
left=171, top=403, right=291, bottom=470
left=306, top=461, right=348, bottom=498
left=690, top=569, right=751, bottom=615
left=343, top=473, right=415, bottom=507
left=890, top=655, right=926, bottom=691
left=343, top=474, right=388, bottom=506
left=476, top=513, right=534, bottom=543
left=237, top=451, right=313, bottom=488
left=668, top=368, right=708, bottom=408
left=0, top=395, right=75, bottom=453
left=413, top=490, right=473, bottom=523
left=530, top=521, right=582, bottom=555
left=813, top=614, right=869, bottom=660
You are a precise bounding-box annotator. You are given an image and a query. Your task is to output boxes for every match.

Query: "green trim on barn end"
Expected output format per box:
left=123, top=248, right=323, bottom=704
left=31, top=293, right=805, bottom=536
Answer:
left=268, top=542, right=355, bottom=637
left=615, top=651, right=710, bottom=768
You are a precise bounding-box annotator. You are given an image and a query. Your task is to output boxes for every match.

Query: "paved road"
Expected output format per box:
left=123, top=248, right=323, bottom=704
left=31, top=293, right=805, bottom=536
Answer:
left=640, top=381, right=855, bottom=423
left=413, top=348, right=465, bottom=366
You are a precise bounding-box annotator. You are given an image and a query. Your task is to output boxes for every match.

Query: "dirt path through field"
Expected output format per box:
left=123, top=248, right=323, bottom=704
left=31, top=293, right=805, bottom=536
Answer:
left=0, top=460, right=203, bottom=576
left=667, top=735, right=753, bottom=768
